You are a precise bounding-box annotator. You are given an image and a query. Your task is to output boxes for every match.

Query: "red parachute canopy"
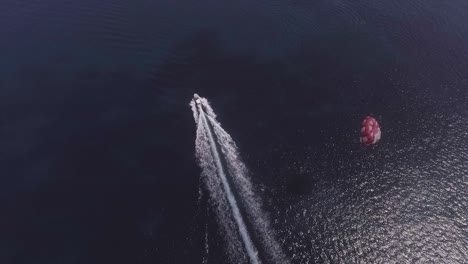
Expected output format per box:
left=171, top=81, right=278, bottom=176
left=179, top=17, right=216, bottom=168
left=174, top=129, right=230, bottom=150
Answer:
left=360, top=116, right=381, bottom=145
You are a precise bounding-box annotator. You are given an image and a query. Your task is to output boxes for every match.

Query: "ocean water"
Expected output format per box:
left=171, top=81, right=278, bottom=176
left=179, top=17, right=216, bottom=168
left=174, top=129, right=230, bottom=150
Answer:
left=1, top=0, right=467, bottom=263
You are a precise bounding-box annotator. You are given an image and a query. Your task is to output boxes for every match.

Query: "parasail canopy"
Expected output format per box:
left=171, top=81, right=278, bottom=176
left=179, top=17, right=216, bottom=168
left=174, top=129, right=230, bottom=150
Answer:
left=360, top=116, right=381, bottom=145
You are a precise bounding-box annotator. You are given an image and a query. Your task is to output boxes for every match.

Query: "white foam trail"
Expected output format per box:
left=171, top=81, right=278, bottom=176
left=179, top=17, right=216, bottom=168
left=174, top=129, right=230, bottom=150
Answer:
left=200, top=97, right=217, bottom=118
left=192, top=95, right=289, bottom=264
left=195, top=112, right=245, bottom=263
left=207, top=115, right=289, bottom=264
left=200, top=112, right=260, bottom=264
left=190, top=100, right=199, bottom=124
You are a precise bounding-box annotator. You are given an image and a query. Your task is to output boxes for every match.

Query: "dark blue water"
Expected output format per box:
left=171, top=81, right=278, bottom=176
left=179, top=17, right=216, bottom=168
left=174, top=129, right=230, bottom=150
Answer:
left=1, top=0, right=467, bottom=263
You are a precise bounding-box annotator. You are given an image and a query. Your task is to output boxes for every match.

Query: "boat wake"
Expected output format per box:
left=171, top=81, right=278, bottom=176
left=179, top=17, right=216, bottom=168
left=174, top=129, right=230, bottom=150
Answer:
left=190, top=94, right=288, bottom=264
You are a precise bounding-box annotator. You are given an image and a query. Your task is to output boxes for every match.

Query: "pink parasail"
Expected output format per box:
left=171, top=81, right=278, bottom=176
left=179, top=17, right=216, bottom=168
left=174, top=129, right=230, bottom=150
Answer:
left=360, top=116, right=381, bottom=145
